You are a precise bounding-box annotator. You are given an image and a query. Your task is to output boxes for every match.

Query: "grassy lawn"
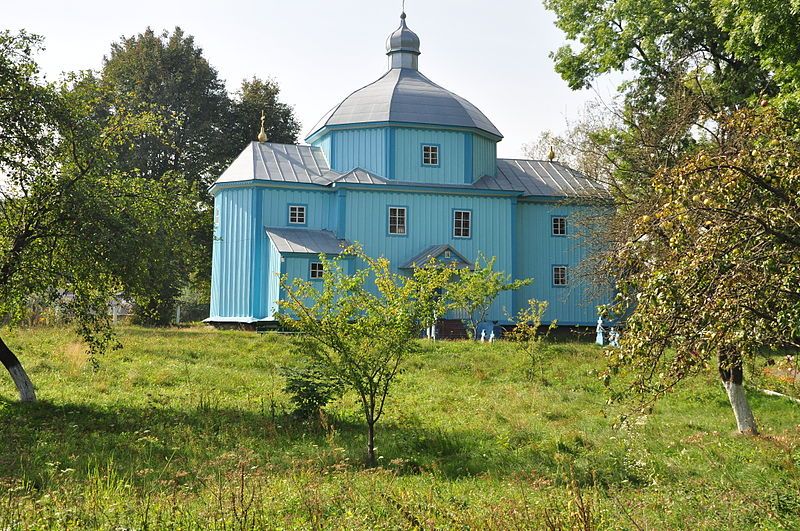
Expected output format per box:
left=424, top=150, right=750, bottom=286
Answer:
left=0, top=326, right=798, bottom=529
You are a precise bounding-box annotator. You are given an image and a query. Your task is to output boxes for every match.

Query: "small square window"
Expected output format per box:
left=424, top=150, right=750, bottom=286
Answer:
left=310, top=262, right=324, bottom=279
left=388, top=207, right=407, bottom=235
left=553, top=266, right=568, bottom=286
left=453, top=210, right=471, bottom=238
left=422, top=145, right=439, bottom=166
left=289, top=205, right=306, bottom=225
left=552, top=216, right=567, bottom=236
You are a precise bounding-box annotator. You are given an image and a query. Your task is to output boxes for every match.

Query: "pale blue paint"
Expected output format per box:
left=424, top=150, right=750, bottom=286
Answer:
left=514, top=201, right=607, bottom=326
left=394, top=128, right=465, bottom=184
left=472, top=134, right=497, bottom=179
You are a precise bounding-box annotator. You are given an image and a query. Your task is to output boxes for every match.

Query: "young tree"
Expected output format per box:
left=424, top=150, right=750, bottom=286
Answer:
left=278, top=246, right=453, bottom=466
left=448, top=254, right=531, bottom=339
left=603, top=107, right=800, bottom=434
left=0, top=31, right=194, bottom=401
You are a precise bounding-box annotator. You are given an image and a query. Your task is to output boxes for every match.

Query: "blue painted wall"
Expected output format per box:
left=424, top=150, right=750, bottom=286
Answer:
left=342, top=188, right=515, bottom=321
left=472, top=134, right=497, bottom=179
left=312, top=126, right=498, bottom=184
left=514, top=201, right=607, bottom=325
left=210, top=187, right=258, bottom=320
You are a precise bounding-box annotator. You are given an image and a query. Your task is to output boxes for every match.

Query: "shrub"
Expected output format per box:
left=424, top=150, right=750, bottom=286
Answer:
left=280, top=362, right=343, bottom=419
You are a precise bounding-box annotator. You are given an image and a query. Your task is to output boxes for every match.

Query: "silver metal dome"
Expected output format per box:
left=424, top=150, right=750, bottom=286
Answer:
left=386, top=12, right=420, bottom=56
left=308, top=68, right=502, bottom=139
left=307, top=13, right=502, bottom=140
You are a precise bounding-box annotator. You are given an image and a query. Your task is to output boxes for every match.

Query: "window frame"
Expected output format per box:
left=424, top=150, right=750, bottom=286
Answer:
left=421, top=144, right=440, bottom=167
left=552, top=265, right=568, bottom=287
left=452, top=209, right=472, bottom=239
left=288, top=204, right=307, bottom=226
left=309, top=261, right=324, bottom=280
left=551, top=215, right=567, bottom=237
left=387, top=206, right=408, bottom=237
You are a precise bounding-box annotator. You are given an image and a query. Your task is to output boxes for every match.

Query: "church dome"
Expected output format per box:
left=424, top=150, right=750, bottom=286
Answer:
left=386, top=12, right=420, bottom=56
left=306, top=13, right=502, bottom=140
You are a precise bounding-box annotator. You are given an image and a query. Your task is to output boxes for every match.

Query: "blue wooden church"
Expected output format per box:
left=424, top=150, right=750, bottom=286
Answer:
left=207, top=12, right=608, bottom=329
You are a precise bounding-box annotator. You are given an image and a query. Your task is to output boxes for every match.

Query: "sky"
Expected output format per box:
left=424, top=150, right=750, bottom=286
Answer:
left=4, top=0, right=618, bottom=158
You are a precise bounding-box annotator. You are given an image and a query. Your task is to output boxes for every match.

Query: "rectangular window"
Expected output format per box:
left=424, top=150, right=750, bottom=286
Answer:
left=309, top=262, right=324, bottom=279
left=553, top=265, right=568, bottom=286
left=453, top=210, right=472, bottom=238
left=289, top=205, right=306, bottom=225
left=552, top=216, right=567, bottom=236
left=422, top=144, right=439, bottom=166
left=388, top=206, right=407, bottom=235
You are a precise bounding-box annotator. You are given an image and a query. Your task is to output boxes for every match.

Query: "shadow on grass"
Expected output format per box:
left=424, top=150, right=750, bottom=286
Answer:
left=0, top=397, right=631, bottom=489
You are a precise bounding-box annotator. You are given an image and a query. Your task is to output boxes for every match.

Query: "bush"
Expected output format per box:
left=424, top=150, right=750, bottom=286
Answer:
left=280, top=362, right=343, bottom=419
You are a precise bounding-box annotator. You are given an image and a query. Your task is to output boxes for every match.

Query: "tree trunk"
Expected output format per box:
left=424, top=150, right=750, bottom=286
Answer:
left=0, top=335, right=36, bottom=402
left=366, top=420, right=376, bottom=467
left=719, top=347, right=757, bottom=435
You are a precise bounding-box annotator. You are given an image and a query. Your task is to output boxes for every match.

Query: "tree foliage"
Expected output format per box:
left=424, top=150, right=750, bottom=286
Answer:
left=448, top=254, right=531, bottom=339
left=277, top=245, right=453, bottom=466
left=604, top=107, right=800, bottom=394
left=99, top=27, right=301, bottom=323
left=0, top=30, right=195, bottom=398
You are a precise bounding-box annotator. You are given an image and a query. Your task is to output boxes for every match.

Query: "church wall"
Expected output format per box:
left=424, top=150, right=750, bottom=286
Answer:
left=514, top=201, right=607, bottom=326
left=325, top=128, right=387, bottom=175
left=472, top=134, right=497, bottom=179
left=393, top=128, right=466, bottom=185
left=342, top=188, right=515, bottom=322
left=210, top=187, right=258, bottom=320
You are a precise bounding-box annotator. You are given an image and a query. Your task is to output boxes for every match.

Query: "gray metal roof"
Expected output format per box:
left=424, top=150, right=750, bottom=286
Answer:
left=400, top=244, right=472, bottom=269
left=474, top=159, right=610, bottom=198
left=216, top=142, right=336, bottom=185
left=331, top=168, right=390, bottom=185
left=213, top=143, right=608, bottom=199
left=265, top=228, right=349, bottom=255
left=307, top=68, right=502, bottom=140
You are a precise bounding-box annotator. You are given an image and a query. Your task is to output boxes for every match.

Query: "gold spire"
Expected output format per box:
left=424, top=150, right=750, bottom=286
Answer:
left=547, top=145, right=556, bottom=161
left=257, top=110, right=267, bottom=143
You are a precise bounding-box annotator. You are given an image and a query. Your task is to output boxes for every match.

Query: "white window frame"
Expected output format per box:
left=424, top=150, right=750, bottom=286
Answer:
left=552, top=265, right=568, bottom=286
left=289, top=205, right=306, bottom=225
left=388, top=206, right=407, bottom=235
left=552, top=216, right=567, bottom=236
left=453, top=210, right=472, bottom=238
left=309, top=261, right=324, bottom=279
left=422, top=144, right=439, bottom=166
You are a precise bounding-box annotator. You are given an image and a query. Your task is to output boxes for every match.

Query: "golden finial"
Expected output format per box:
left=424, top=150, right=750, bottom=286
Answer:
left=257, top=110, right=267, bottom=143
left=547, top=145, right=556, bottom=161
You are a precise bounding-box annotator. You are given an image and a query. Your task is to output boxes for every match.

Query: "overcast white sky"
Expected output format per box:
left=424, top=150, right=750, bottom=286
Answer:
left=4, top=0, right=618, bottom=158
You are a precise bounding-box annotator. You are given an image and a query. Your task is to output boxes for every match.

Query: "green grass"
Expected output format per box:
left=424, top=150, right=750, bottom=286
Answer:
left=0, top=326, right=799, bottom=529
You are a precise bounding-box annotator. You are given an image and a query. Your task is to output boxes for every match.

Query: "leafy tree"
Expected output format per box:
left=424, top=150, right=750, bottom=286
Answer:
left=602, top=107, right=799, bottom=434
left=229, top=77, right=300, bottom=147
left=0, top=30, right=194, bottom=400
left=507, top=299, right=556, bottom=381
left=100, top=28, right=301, bottom=322
left=448, top=254, right=531, bottom=339
left=277, top=245, right=453, bottom=466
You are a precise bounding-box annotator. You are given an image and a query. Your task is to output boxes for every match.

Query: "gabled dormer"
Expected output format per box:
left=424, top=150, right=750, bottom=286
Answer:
left=306, top=12, right=500, bottom=186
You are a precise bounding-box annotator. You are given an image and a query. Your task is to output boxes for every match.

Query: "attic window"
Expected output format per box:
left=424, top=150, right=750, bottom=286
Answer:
left=422, top=145, right=439, bottom=166
left=289, top=205, right=306, bottom=225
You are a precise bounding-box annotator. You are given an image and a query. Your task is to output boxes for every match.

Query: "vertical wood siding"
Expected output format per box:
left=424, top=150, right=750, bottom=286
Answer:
left=514, top=202, right=608, bottom=325
left=344, top=189, right=515, bottom=321
left=394, top=128, right=466, bottom=184
left=210, top=188, right=256, bottom=319
left=328, top=128, right=386, bottom=175
left=472, top=134, right=497, bottom=179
